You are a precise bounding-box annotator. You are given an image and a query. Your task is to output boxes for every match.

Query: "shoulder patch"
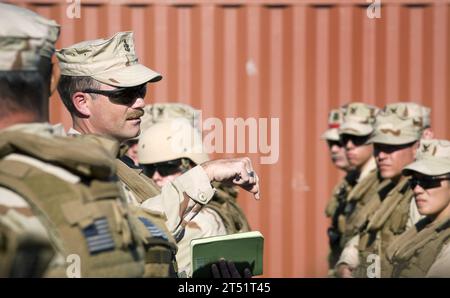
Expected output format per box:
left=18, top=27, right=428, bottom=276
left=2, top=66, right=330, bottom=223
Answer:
left=82, top=217, right=115, bottom=254
left=138, top=217, right=168, bottom=241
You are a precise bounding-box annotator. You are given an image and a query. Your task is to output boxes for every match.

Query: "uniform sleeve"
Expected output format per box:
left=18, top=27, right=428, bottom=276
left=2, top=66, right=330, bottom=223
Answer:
left=175, top=208, right=227, bottom=277
left=140, top=165, right=215, bottom=241
left=425, top=242, right=450, bottom=278
left=335, top=234, right=360, bottom=270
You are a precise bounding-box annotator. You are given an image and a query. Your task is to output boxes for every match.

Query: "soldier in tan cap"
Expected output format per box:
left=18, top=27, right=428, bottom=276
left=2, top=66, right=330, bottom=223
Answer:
left=321, top=108, right=358, bottom=274
left=137, top=104, right=251, bottom=277
left=0, top=3, right=169, bottom=278
left=337, top=105, right=425, bottom=278
left=384, top=102, right=434, bottom=140
left=55, top=32, right=260, bottom=249
left=0, top=3, right=63, bottom=277
left=386, top=139, right=450, bottom=277
left=331, top=103, right=381, bottom=264
left=322, top=108, right=353, bottom=173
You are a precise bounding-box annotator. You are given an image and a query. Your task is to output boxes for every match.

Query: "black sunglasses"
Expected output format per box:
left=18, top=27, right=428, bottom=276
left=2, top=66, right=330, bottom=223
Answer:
left=374, top=142, right=417, bottom=155
left=142, top=159, right=184, bottom=177
left=327, top=140, right=343, bottom=149
left=82, top=84, right=146, bottom=105
left=409, top=176, right=450, bottom=190
left=341, top=134, right=370, bottom=147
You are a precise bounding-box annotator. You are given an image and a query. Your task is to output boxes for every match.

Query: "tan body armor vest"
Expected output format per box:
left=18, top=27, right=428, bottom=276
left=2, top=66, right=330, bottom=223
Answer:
left=207, top=183, right=251, bottom=234
left=115, top=159, right=161, bottom=203
left=0, top=210, right=56, bottom=277
left=0, top=131, right=146, bottom=277
left=325, top=171, right=359, bottom=269
left=386, top=217, right=450, bottom=278
left=354, top=178, right=413, bottom=278
left=128, top=205, right=178, bottom=277
left=0, top=131, right=178, bottom=277
left=115, top=158, right=179, bottom=276
left=80, top=133, right=179, bottom=276
left=339, top=170, right=381, bottom=248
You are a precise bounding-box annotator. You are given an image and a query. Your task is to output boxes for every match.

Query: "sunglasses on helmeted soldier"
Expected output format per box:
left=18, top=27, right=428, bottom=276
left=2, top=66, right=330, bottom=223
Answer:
left=409, top=176, right=450, bottom=190
left=82, top=84, right=147, bottom=105
left=142, top=159, right=185, bottom=177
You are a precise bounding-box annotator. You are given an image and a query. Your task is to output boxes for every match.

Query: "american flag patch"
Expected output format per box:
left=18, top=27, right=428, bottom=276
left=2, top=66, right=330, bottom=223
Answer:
left=82, top=217, right=115, bottom=254
left=138, top=217, right=168, bottom=241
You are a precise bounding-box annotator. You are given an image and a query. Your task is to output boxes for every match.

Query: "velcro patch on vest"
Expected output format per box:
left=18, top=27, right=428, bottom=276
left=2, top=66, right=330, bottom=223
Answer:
left=82, top=217, right=115, bottom=254
left=138, top=217, right=168, bottom=241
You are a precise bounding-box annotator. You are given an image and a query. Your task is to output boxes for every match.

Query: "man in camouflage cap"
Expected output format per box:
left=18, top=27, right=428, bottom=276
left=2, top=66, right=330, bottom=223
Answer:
left=384, top=102, right=433, bottom=140
left=0, top=3, right=62, bottom=277
left=330, top=102, right=381, bottom=272
left=55, top=32, right=260, bottom=246
left=0, top=3, right=162, bottom=278
left=339, top=102, right=378, bottom=174
left=321, top=108, right=358, bottom=274
left=337, top=104, right=425, bottom=278
left=386, top=139, right=450, bottom=277
left=321, top=108, right=352, bottom=172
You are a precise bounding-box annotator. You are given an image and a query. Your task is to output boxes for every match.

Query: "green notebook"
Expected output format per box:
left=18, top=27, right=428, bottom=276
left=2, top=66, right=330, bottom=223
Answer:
left=190, top=231, right=264, bottom=278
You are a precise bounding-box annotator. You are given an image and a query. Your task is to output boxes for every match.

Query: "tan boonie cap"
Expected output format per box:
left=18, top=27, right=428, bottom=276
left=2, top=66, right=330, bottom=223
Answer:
left=321, top=108, right=344, bottom=141
left=403, top=139, right=450, bottom=176
left=384, top=102, right=431, bottom=130
left=369, top=112, right=422, bottom=145
left=56, top=31, right=162, bottom=87
left=0, top=3, right=60, bottom=70
left=339, top=102, right=379, bottom=137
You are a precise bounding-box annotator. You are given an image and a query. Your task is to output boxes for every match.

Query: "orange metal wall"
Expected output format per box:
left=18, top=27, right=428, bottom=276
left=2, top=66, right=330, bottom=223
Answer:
left=6, top=0, right=450, bottom=277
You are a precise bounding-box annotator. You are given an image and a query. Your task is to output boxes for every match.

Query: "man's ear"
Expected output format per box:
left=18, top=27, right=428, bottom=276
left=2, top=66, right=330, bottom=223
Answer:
left=72, top=91, right=91, bottom=117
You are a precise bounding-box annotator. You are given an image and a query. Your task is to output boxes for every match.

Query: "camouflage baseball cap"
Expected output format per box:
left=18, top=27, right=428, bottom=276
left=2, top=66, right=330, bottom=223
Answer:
left=339, top=102, right=379, bottom=137
left=384, top=102, right=431, bottom=130
left=0, top=3, right=60, bottom=70
left=368, top=112, right=422, bottom=145
left=321, top=108, right=344, bottom=141
left=56, top=31, right=162, bottom=87
left=403, top=139, right=450, bottom=176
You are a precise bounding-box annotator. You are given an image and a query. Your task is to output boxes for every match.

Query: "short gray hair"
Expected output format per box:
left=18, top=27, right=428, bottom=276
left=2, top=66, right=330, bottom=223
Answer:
left=57, top=75, right=100, bottom=115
